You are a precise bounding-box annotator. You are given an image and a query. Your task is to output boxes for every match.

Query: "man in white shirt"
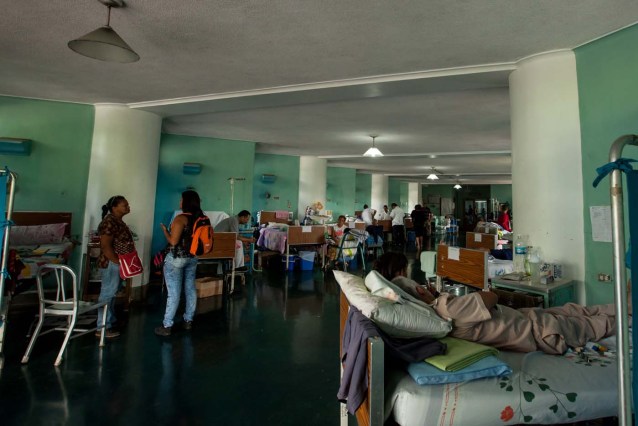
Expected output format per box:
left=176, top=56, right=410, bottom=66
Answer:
left=376, top=205, right=391, bottom=220
left=389, top=203, right=406, bottom=246
left=361, top=204, right=374, bottom=225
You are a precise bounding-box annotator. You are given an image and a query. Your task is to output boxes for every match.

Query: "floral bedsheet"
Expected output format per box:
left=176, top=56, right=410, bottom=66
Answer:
left=387, top=336, right=618, bottom=426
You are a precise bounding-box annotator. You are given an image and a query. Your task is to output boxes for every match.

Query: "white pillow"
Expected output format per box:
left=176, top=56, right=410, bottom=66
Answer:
left=333, top=270, right=391, bottom=318
left=364, top=270, right=452, bottom=339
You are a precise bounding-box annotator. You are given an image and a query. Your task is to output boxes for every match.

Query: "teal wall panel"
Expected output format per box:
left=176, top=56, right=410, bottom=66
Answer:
left=327, top=167, right=356, bottom=219
left=575, top=24, right=638, bottom=304
left=490, top=185, right=512, bottom=207
left=388, top=178, right=410, bottom=211
left=355, top=173, right=371, bottom=212
left=152, top=134, right=255, bottom=254
left=388, top=178, right=400, bottom=208
left=252, top=153, right=299, bottom=219
left=0, top=96, right=94, bottom=270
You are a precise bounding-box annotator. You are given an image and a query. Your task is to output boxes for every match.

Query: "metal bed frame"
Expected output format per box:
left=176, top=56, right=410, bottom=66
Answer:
left=607, top=134, right=636, bottom=426
left=0, top=169, right=17, bottom=369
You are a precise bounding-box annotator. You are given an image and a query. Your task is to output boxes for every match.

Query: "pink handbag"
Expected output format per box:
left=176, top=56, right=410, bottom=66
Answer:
left=118, top=250, right=143, bottom=279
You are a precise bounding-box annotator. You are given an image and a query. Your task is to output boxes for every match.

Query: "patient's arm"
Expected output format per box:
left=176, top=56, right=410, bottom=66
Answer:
left=415, top=285, right=436, bottom=304
left=478, top=291, right=498, bottom=310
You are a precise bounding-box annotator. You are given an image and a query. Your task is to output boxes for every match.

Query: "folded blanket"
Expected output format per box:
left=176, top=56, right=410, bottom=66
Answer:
left=408, top=355, right=512, bottom=385
left=425, top=337, right=498, bottom=371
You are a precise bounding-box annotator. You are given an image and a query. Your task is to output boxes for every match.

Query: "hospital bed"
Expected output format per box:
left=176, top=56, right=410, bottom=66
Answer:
left=339, top=262, right=620, bottom=425
left=256, top=223, right=327, bottom=270
left=197, top=232, right=238, bottom=293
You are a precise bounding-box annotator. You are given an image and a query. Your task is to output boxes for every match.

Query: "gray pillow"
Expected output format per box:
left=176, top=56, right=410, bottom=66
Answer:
left=364, top=271, right=452, bottom=339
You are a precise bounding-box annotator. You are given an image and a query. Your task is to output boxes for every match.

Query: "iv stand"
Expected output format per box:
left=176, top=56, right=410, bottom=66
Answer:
left=228, top=177, right=246, bottom=215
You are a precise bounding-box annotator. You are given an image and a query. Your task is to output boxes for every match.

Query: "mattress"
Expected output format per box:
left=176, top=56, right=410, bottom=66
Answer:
left=386, top=336, right=618, bottom=425
left=12, top=241, right=75, bottom=280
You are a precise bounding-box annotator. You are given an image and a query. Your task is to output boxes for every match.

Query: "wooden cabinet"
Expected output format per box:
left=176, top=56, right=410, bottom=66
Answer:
left=83, top=242, right=132, bottom=310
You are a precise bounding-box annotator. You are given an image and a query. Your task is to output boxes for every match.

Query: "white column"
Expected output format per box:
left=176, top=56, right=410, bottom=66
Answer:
left=371, top=174, right=388, bottom=215
left=298, top=156, right=327, bottom=219
left=82, top=104, right=162, bottom=287
left=408, top=182, right=420, bottom=211
left=509, top=50, right=585, bottom=302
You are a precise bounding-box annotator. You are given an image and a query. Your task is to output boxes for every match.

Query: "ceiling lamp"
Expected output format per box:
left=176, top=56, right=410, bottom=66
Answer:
left=454, top=183, right=462, bottom=190
left=426, top=168, right=439, bottom=180
left=363, top=135, right=384, bottom=157
left=68, top=0, right=140, bottom=63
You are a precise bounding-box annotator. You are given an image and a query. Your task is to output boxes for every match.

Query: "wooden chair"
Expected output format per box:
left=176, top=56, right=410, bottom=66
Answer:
left=22, top=264, right=108, bottom=366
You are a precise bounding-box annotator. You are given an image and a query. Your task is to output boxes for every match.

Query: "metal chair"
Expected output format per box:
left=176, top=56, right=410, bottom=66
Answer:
left=22, top=264, right=108, bottom=366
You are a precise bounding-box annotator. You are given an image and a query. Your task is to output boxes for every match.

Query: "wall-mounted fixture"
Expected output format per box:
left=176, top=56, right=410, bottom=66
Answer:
left=0, top=137, right=32, bottom=156
left=363, top=135, right=383, bottom=157
left=183, top=162, right=202, bottom=175
left=68, top=0, right=140, bottom=63
left=261, top=174, right=277, bottom=183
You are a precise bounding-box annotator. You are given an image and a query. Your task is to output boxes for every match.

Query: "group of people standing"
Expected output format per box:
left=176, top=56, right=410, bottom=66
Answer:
left=358, top=203, right=433, bottom=250
left=96, top=190, right=253, bottom=339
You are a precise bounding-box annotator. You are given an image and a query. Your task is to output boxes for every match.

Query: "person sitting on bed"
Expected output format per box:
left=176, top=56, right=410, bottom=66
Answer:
left=326, top=215, right=348, bottom=263
left=214, top=210, right=255, bottom=272
left=374, top=252, right=616, bottom=355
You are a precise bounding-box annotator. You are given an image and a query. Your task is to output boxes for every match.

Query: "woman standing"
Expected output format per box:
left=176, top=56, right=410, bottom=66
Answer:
left=497, top=205, right=512, bottom=232
left=155, top=190, right=202, bottom=336
left=97, top=195, right=135, bottom=338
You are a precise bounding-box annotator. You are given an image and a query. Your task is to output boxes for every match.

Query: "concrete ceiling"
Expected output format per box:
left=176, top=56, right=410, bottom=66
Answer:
left=2, top=1, right=638, bottom=185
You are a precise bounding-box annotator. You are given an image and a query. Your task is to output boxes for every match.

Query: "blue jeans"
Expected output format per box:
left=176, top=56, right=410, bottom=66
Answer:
left=163, top=253, right=198, bottom=328
left=97, top=261, right=120, bottom=329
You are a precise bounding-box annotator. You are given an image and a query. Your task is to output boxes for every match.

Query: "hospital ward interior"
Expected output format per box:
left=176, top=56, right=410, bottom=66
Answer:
left=2, top=2, right=638, bottom=425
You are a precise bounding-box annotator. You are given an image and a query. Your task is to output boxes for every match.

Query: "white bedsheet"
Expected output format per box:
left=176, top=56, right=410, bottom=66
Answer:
left=387, top=337, right=617, bottom=425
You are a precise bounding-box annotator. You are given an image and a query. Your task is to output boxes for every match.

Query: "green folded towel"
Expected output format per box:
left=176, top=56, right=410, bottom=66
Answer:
left=425, top=337, right=498, bottom=372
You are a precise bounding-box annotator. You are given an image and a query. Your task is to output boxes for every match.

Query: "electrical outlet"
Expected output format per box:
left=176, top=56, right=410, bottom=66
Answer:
left=597, top=273, right=612, bottom=282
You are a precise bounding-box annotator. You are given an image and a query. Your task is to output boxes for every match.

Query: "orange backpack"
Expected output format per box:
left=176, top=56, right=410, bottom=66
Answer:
left=186, top=214, right=214, bottom=256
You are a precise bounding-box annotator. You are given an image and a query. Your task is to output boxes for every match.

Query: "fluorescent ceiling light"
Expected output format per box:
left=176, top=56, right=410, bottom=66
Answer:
left=363, top=135, right=383, bottom=157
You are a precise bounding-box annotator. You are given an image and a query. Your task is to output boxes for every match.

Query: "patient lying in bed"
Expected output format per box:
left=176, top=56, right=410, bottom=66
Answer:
left=375, top=252, right=616, bottom=355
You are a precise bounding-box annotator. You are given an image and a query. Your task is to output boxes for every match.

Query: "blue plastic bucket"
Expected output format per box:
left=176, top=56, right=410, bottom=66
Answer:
left=299, top=251, right=315, bottom=271
left=282, top=255, right=297, bottom=271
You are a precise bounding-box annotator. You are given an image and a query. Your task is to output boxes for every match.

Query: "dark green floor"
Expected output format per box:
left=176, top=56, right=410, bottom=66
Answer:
left=0, top=244, right=430, bottom=426
left=0, top=266, right=349, bottom=425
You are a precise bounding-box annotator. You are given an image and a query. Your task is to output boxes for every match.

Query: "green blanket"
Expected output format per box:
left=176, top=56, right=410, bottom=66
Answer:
left=425, top=337, right=498, bottom=372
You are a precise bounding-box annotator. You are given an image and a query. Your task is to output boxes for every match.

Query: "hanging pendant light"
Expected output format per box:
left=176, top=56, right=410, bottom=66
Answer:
left=426, top=167, right=439, bottom=180
left=68, top=0, right=140, bottom=63
left=363, top=135, right=384, bottom=157
left=454, top=183, right=462, bottom=190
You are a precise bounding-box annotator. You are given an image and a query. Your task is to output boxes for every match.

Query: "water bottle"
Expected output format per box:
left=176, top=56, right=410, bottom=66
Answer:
left=514, top=235, right=528, bottom=274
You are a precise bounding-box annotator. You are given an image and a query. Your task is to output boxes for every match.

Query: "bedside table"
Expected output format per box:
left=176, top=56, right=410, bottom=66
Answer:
left=490, top=277, right=575, bottom=308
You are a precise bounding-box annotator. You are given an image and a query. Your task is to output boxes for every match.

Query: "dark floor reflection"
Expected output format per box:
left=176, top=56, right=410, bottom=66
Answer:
left=0, top=267, right=341, bottom=425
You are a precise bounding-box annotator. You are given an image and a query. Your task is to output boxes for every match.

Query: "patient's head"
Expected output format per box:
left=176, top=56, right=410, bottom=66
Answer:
left=374, top=252, right=408, bottom=281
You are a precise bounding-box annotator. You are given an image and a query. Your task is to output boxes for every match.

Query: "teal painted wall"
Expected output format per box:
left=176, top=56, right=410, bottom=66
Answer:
left=355, top=173, right=371, bottom=212
left=0, top=96, right=94, bottom=270
left=490, top=185, right=512, bottom=207
left=388, top=178, right=401, bottom=208
left=327, top=167, right=356, bottom=219
left=388, top=178, right=409, bottom=211
left=575, top=24, right=638, bottom=304
left=152, top=134, right=255, bottom=254
left=252, top=153, right=299, bottom=219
